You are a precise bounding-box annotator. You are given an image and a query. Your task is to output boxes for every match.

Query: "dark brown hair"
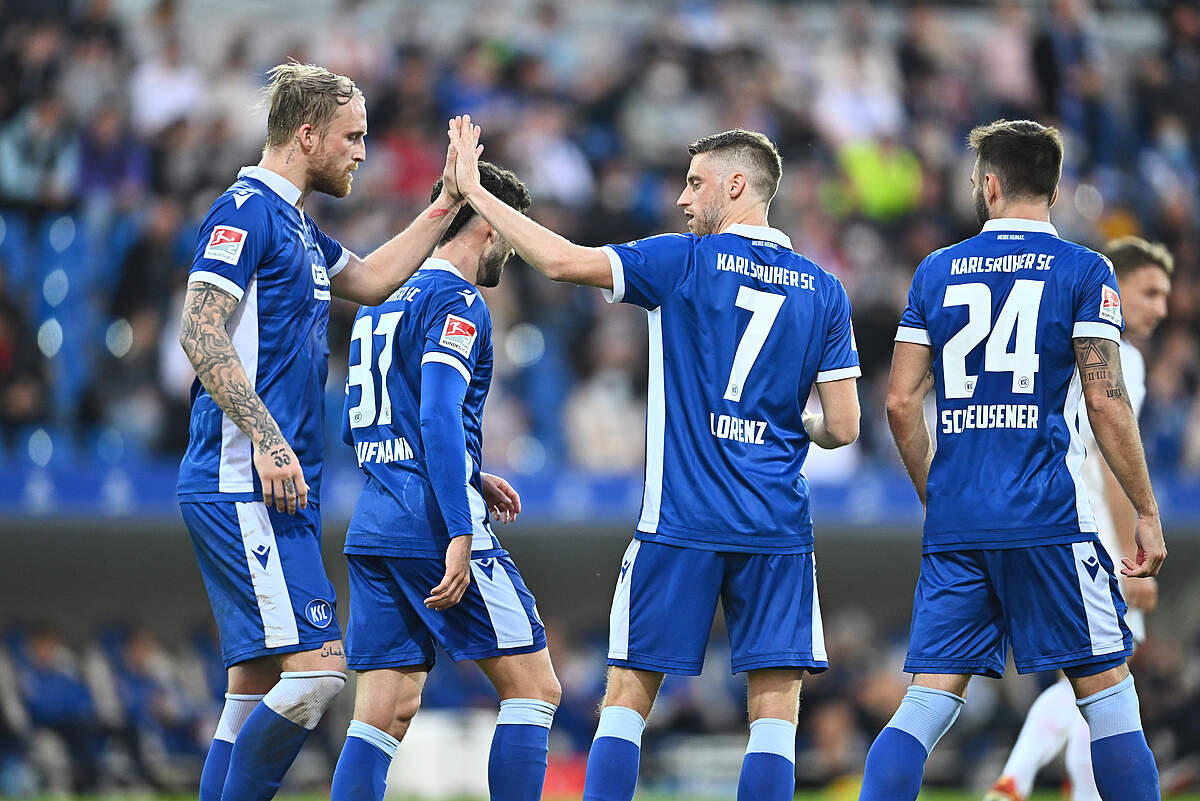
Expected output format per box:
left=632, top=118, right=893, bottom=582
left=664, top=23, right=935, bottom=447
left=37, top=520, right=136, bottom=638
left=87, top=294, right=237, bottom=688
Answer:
left=431, top=162, right=531, bottom=243
left=967, top=119, right=1064, bottom=202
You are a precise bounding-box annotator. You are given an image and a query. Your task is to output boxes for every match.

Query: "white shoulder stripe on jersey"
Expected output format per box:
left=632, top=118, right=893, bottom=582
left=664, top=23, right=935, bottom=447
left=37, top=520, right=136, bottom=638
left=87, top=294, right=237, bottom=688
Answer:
left=816, top=365, right=862, bottom=383
left=190, top=271, right=245, bottom=301
left=895, top=325, right=932, bottom=345
left=421, top=351, right=471, bottom=383
left=327, top=247, right=352, bottom=279
left=599, top=246, right=625, bottom=304
left=1072, top=321, right=1121, bottom=341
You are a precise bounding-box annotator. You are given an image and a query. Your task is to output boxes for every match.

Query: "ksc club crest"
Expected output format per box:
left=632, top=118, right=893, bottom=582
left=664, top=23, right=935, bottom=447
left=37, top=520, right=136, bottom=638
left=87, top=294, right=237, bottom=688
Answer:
left=305, top=599, right=334, bottom=628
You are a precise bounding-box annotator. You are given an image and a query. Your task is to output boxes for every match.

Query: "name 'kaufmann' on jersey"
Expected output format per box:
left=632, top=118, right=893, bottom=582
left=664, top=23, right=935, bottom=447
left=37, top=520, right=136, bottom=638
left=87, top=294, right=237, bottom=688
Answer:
left=896, top=219, right=1125, bottom=553
left=599, top=224, right=860, bottom=554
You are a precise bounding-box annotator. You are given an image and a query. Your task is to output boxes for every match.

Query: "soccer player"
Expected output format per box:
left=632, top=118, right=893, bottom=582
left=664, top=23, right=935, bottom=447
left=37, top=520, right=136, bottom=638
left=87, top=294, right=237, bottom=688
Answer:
left=448, top=116, right=861, bottom=801
left=986, top=237, right=1173, bottom=801
left=176, top=66, right=495, bottom=801
left=859, top=120, right=1166, bottom=801
left=329, top=157, right=559, bottom=801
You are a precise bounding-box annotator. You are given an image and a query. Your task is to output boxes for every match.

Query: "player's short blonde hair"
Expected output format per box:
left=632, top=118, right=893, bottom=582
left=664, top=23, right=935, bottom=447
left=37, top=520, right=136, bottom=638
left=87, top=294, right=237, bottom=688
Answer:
left=261, top=62, right=362, bottom=151
left=1105, top=236, right=1175, bottom=277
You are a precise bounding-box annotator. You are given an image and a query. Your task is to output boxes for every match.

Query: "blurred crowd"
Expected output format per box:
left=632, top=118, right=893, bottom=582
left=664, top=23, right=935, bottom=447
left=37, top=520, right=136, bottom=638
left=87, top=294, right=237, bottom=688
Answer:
left=1, top=0, right=1200, bottom=478
left=3, top=613, right=1199, bottom=796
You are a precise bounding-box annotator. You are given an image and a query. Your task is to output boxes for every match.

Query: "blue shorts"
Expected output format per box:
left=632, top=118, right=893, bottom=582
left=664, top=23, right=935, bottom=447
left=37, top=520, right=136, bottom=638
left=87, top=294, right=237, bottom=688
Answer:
left=905, top=539, right=1133, bottom=678
left=345, top=551, right=546, bottom=670
left=607, top=539, right=827, bottom=676
left=181, top=501, right=341, bottom=668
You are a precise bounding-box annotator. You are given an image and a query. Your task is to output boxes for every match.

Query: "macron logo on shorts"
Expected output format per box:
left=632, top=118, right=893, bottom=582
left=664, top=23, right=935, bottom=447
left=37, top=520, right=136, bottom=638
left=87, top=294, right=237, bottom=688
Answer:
left=1082, top=555, right=1102, bottom=581
left=205, top=225, right=248, bottom=265
left=439, top=314, right=478, bottom=358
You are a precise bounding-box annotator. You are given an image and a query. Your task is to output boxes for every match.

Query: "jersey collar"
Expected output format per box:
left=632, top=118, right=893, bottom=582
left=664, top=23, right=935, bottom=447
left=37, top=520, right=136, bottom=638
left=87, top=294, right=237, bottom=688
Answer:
left=238, top=166, right=303, bottom=207
left=981, top=218, right=1058, bottom=236
left=723, top=223, right=793, bottom=249
left=419, top=257, right=467, bottom=280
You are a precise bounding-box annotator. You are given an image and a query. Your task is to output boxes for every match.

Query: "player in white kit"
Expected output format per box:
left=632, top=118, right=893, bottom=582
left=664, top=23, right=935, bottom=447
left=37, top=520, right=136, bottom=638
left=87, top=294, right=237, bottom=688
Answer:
left=986, top=236, right=1173, bottom=801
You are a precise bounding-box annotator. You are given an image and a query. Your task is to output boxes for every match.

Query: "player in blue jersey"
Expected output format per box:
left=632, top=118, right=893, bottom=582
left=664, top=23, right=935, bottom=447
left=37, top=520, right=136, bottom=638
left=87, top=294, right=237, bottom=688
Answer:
left=328, top=158, right=561, bottom=801
left=986, top=237, right=1173, bottom=801
left=858, top=120, right=1167, bottom=801
left=176, top=66, right=499, bottom=801
left=448, top=117, right=861, bottom=801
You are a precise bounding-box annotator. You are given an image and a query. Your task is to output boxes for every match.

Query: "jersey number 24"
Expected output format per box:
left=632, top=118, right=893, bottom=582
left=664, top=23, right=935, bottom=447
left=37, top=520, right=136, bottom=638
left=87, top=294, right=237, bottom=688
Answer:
left=942, top=280, right=1044, bottom=399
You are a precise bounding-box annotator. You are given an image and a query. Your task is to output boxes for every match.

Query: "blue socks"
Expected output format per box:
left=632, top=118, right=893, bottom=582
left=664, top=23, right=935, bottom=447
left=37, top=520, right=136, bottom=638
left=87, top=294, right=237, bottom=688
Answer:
left=220, top=704, right=312, bottom=801
left=199, top=693, right=263, bottom=801
left=583, top=706, right=645, bottom=801
left=738, top=718, right=796, bottom=801
left=859, top=685, right=964, bottom=801
left=1077, top=676, right=1159, bottom=801
left=489, top=698, right=557, bottom=801
left=331, top=720, right=400, bottom=801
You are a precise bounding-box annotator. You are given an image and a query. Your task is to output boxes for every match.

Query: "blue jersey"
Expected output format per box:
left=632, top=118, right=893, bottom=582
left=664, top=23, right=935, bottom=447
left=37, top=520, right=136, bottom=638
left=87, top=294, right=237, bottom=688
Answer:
left=342, top=259, right=500, bottom=559
left=896, top=218, right=1124, bottom=552
left=178, top=166, right=348, bottom=503
left=602, top=224, right=860, bottom=554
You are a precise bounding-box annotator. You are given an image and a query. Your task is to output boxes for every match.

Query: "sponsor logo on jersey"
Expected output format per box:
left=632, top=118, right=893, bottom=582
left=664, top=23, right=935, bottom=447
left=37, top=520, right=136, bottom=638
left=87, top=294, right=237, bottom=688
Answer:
left=1099, top=285, right=1122, bottom=325
left=458, top=289, right=477, bottom=307
left=204, top=225, right=247, bottom=265
left=305, top=599, right=334, bottom=628
left=233, top=191, right=253, bottom=209
left=311, top=262, right=331, bottom=301
left=439, top=314, right=478, bottom=357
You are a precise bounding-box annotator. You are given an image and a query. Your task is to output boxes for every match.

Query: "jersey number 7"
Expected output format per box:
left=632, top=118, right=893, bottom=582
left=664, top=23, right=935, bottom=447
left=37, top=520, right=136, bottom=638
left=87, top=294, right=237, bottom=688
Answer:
left=348, top=311, right=404, bottom=429
left=724, top=285, right=785, bottom=402
left=942, top=280, right=1044, bottom=399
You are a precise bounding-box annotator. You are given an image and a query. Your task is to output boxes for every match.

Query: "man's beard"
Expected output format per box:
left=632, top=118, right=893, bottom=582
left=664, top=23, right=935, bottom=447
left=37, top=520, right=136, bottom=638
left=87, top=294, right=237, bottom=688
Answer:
left=310, top=151, right=352, bottom=198
left=476, top=245, right=510, bottom=288
left=974, top=186, right=990, bottom=227
left=693, top=198, right=727, bottom=236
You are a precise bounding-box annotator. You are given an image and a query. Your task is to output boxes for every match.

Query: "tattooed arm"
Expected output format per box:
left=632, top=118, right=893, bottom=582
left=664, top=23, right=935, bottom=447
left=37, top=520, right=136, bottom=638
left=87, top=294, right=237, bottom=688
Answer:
left=178, top=282, right=307, bottom=514
left=1074, top=337, right=1166, bottom=576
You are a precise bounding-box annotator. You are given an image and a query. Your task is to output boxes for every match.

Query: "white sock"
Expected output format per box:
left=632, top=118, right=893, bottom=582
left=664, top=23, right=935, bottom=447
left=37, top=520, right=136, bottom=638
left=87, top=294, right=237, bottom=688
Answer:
left=999, top=678, right=1077, bottom=797
left=1066, top=712, right=1101, bottom=801
left=213, top=692, right=265, bottom=743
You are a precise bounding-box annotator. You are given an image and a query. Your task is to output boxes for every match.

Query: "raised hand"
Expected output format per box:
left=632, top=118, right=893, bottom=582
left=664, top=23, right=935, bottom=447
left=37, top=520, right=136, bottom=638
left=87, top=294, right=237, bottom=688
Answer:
left=441, top=115, right=485, bottom=203
left=448, top=114, right=483, bottom=199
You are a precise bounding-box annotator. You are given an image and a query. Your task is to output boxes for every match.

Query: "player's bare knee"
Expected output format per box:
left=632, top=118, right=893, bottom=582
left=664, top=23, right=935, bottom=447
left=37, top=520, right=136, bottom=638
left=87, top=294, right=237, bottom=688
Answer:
left=392, top=694, right=422, bottom=732
left=537, top=671, right=562, bottom=706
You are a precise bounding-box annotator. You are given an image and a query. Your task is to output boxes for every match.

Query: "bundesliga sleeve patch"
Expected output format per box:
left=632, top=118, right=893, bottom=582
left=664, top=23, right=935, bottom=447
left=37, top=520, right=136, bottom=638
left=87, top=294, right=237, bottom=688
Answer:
left=204, top=225, right=248, bottom=265
left=439, top=314, right=478, bottom=358
left=1099, top=285, right=1122, bottom=325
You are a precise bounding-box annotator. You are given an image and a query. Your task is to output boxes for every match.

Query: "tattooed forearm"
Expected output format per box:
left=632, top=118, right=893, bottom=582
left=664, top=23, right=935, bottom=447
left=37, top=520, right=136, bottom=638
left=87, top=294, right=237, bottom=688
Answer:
left=1072, top=335, right=1157, bottom=517
left=178, top=283, right=285, bottom=453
